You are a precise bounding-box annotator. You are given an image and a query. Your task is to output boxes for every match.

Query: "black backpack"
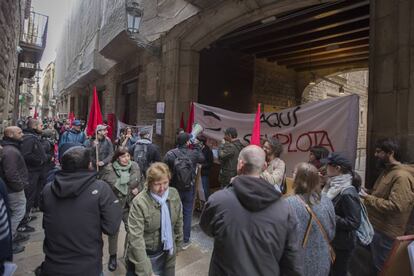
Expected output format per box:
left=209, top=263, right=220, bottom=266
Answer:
left=134, top=143, right=149, bottom=176
left=171, top=149, right=194, bottom=190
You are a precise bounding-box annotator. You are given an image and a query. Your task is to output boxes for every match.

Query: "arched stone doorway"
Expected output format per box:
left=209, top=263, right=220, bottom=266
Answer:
left=160, top=0, right=349, bottom=149
left=302, top=69, right=369, bottom=181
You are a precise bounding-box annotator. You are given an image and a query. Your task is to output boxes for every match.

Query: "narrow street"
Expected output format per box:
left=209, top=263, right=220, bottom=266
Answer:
left=13, top=213, right=213, bottom=276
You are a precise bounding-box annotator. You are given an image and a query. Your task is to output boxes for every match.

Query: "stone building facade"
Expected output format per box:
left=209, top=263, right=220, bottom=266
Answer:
left=54, top=0, right=414, bottom=185
left=0, top=0, right=29, bottom=132
left=41, top=61, right=56, bottom=118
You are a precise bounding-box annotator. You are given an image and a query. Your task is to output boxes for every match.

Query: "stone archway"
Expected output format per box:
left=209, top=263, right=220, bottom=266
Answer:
left=301, top=69, right=369, bottom=181
left=159, top=0, right=331, bottom=148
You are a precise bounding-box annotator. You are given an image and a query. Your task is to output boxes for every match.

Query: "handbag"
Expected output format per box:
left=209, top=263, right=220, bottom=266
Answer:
left=297, top=196, right=336, bottom=264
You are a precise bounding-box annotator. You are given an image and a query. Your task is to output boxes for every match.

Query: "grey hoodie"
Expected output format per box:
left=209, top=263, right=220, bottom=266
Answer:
left=200, top=175, right=303, bottom=276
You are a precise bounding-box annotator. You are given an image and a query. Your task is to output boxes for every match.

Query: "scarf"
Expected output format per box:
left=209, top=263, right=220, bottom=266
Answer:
left=150, top=188, right=174, bottom=255
left=324, top=173, right=353, bottom=200
left=113, top=161, right=132, bottom=195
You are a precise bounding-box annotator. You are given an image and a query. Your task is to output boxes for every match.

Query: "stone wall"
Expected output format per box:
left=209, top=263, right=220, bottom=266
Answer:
left=0, top=0, right=24, bottom=132
left=302, top=70, right=369, bottom=170
left=253, top=59, right=298, bottom=112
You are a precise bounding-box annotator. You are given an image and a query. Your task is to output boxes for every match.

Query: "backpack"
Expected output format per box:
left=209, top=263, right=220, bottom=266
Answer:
left=342, top=187, right=374, bottom=246
left=134, top=144, right=149, bottom=176
left=171, top=149, right=194, bottom=190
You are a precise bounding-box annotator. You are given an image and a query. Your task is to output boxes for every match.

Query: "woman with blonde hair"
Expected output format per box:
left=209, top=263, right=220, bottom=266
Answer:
left=126, top=162, right=183, bottom=276
left=287, top=162, right=336, bottom=276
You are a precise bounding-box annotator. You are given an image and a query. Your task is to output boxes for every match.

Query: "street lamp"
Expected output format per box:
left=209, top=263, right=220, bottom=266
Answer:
left=126, top=0, right=160, bottom=57
left=126, top=1, right=143, bottom=34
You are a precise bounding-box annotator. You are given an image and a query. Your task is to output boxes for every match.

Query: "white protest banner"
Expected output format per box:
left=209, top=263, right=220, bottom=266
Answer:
left=194, top=94, right=359, bottom=175
left=117, top=121, right=154, bottom=141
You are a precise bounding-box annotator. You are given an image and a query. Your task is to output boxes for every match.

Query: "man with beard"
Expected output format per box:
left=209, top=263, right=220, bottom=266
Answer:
left=360, top=138, right=414, bottom=273
left=84, top=124, right=114, bottom=173
left=218, top=128, right=244, bottom=188
left=19, top=119, right=47, bottom=233
left=261, top=136, right=286, bottom=191
left=200, top=145, right=302, bottom=276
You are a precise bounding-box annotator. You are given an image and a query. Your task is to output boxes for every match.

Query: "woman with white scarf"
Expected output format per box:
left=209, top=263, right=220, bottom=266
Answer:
left=323, top=153, right=361, bottom=276
left=126, top=162, right=183, bottom=276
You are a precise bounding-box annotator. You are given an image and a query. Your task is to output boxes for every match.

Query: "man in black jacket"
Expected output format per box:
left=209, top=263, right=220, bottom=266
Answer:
left=200, top=145, right=303, bottom=276
left=164, top=132, right=205, bottom=249
left=19, top=119, right=47, bottom=232
left=0, top=127, right=30, bottom=254
left=39, top=146, right=122, bottom=276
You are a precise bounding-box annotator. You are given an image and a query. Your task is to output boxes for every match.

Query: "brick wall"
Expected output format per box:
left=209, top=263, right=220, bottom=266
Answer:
left=0, top=0, right=23, bottom=132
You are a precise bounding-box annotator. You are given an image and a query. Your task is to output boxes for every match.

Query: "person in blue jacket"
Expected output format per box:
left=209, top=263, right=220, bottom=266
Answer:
left=58, top=120, right=86, bottom=148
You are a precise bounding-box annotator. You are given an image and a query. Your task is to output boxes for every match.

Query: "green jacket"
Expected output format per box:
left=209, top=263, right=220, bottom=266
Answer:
left=218, top=139, right=244, bottom=186
left=99, top=161, right=143, bottom=205
left=127, top=187, right=183, bottom=276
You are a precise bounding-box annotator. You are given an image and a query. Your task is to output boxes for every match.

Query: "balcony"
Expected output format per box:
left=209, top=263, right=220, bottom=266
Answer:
left=19, top=10, right=48, bottom=64
left=19, top=62, right=39, bottom=79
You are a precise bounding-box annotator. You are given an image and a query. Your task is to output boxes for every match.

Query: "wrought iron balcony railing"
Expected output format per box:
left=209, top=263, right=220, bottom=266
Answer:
left=20, top=10, right=48, bottom=49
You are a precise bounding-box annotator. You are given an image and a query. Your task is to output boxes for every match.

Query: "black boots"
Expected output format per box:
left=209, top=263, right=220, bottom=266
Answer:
left=108, top=254, right=117, bottom=272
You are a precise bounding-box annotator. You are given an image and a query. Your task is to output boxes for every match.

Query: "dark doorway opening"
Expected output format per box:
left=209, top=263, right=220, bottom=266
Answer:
left=121, top=80, right=138, bottom=125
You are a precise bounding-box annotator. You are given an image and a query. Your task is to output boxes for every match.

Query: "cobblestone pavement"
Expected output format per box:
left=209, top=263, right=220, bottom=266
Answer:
left=13, top=211, right=213, bottom=276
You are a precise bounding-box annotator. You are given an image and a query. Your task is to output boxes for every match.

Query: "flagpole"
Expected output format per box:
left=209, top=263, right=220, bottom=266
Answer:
left=95, top=128, right=99, bottom=172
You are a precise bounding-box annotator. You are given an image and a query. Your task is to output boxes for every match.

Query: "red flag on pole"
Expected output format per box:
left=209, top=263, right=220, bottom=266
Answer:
left=33, top=108, right=38, bottom=119
left=250, top=103, right=261, bottom=146
left=179, top=112, right=185, bottom=129
left=68, top=112, right=75, bottom=126
left=86, top=87, right=103, bottom=137
left=186, top=102, right=194, bottom=133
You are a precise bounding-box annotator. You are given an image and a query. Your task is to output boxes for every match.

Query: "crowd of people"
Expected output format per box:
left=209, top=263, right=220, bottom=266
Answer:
left=0, top=117, right=413, bottom=276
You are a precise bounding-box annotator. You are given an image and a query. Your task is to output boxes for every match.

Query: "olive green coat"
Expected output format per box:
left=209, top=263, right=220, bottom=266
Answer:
left=127, top=187, right=183, bottom=276
left=218, top=139, right=244, bottom=186
left=99, top=161, right=143, bottom=226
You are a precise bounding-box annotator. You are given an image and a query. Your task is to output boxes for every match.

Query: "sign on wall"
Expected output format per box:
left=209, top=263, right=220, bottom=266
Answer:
left=194, top=94, right=359, bottom=175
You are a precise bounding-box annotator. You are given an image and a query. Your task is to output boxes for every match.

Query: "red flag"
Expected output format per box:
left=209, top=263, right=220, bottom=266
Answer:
left=68, top=112, right=75, bottom=126
left=250, top=103, right=261, bottom=146
left=33, top=108, right=38, bottom=119
left=86, top=87, right=103, bottom=137
left=186, top=102, right=194, bottom=133
left=106, top=113, right=115, bottom=142
left=180, top=112, right=185, bottom=129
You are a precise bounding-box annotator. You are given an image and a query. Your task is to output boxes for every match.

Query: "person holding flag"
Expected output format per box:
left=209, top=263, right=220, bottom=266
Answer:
left=84, top=124, right=114, bottom=173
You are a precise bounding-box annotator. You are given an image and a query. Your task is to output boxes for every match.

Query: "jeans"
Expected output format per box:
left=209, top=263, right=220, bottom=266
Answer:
left=7, top=191, right=26, bottom=237
left=178, top=186, right=195, bottom=243
left=370, top=230, right=395, bottom=273
left=201, top=176, right=209, bottom=200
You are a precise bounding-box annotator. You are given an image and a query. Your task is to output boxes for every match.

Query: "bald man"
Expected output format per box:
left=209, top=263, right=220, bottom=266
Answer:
left=0, top=126, right=29, bottom=254
left=200, top=145, right=303, bottom=276
left=18, top=119, right=47, bottom=234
